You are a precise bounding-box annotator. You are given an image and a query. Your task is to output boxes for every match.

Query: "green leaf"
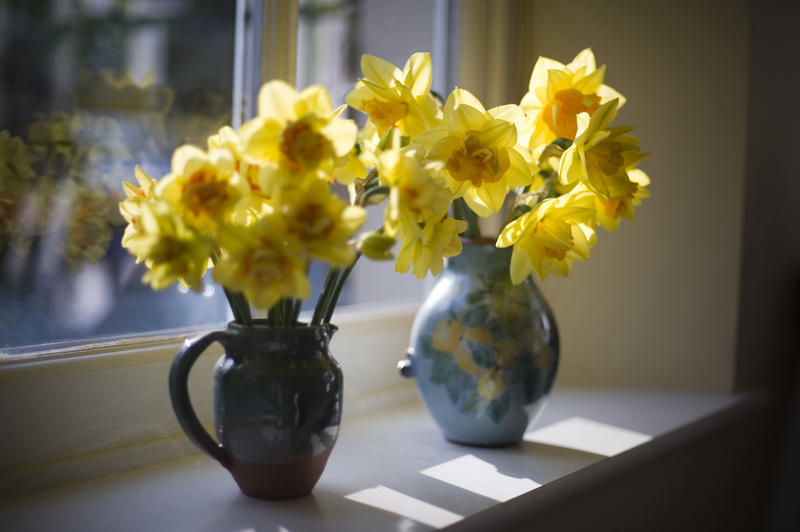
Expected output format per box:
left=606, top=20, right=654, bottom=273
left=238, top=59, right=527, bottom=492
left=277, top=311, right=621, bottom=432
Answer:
left=468, top=340, right=495, bottom=368
left=430, top=353, right=453, bottom=384
left=444, top=369, right=464, bottom=403
left=460, top=388, right=482, bottom=414
left=487, top=392, right=511, bottom=424
left=418, top=335, right=436, bottom=358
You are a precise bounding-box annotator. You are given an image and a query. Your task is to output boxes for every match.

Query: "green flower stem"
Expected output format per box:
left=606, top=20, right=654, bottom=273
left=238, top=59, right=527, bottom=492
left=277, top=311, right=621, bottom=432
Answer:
left=291, top=298, right=302, bottom=324
left=377, top=126, right=395, bottom=151
left=323, top=251, right=361, bottom=324
left=312, top=266, right=341, bottom=325
left=452, top=197, right=481, bottom=239
left=281, top=298, right=294, bottom=326
left=223, top=287, right=252, bottom=325
left=361, top=184, right=390, bottom=205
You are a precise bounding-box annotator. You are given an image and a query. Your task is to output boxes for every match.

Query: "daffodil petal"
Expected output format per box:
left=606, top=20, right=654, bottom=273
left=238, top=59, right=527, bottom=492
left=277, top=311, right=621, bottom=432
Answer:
left=451, top=104, right=486, bottom=134
left=497, top=212, right=530, bottom=247
left=480, top=119, right=516, bottom=147
left=566, top=48, right=597, bottom=74
left=529, top=56, right=564, bottom=91
left=258, top=80, right=298, bottom=122
left=510, top=244, right=532, bottom=284
left=402, top=52, right=433, bottom=95
left=361, top=54, right=402, bottom=87
left=296, top=85, right=333, bottom=117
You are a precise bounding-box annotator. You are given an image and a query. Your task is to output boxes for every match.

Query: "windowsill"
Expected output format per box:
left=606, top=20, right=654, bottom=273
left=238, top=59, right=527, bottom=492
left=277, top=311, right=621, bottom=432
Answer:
left=0, top=386, right=763, bottom=531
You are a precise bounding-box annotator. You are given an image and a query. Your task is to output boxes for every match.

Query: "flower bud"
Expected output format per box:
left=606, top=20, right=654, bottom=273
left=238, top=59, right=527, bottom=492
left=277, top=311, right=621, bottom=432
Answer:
left=357, top=231, right=396, bottom=260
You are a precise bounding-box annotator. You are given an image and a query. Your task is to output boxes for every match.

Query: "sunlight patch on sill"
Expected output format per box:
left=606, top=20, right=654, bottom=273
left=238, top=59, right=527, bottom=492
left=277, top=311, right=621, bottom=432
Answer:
left=345, top=485, right=463, bottom=528
left=421, top=454, right=540, bottom=502
left=523, top=416, right=652, bottom=457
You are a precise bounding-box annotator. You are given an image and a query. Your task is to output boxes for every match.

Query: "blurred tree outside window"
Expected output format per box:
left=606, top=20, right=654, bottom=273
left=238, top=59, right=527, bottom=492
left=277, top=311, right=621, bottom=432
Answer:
left=0, top=0, right=235, bottom=352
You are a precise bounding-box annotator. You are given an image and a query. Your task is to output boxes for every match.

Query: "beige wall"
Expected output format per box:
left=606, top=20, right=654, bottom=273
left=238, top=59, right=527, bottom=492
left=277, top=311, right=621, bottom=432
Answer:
left=461, top=0, right=751, bottom=389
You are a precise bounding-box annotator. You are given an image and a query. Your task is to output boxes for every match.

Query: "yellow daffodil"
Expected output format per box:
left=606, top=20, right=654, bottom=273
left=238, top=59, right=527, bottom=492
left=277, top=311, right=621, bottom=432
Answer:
left=208, top=126, right=264, bottom=196
left=280, top=178, right=366, bottom=265
left=332, top=146, right=368, bottom=186
left=395, top=216, right=467, bottom=278
left=239, top=81, right=357, bottom=186
left=595, top=169, right=650, bottom=231
left=123, top=200, right=213, bottom=291
left=377, top=144, right=453, bottom=237
left=558, top=100, right=648, bottom=199
left=213, top=211, right=311, bottom=309
left=420, top=88, right=534, bottom=216
left=156, top=145, right=249, bottom=233
left=346, top=52, right=441, bottom=138
left=119, top=165, right=156, bottom=227
left=497, top=191, right=597, bottom=282
left=521, top=48, right=624, bottom=148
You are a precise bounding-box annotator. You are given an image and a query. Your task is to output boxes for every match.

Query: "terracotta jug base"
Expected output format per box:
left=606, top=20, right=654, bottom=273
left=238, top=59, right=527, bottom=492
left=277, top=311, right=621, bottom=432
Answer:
left=228, top=446, right=335, bottom=500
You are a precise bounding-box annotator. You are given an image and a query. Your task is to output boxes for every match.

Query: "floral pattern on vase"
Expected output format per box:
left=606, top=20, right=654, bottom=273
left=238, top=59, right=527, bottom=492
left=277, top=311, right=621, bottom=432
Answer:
left=403, top=240, right=559, bottom=445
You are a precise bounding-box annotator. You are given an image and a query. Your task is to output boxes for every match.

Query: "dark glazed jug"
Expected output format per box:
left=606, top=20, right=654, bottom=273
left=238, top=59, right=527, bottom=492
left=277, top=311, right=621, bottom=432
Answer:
left=169, top=321, right=342, bottom=499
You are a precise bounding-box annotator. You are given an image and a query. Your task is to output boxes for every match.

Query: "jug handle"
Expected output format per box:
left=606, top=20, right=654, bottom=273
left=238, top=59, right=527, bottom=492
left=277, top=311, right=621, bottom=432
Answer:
left=169, top=330, right=232, bottom=469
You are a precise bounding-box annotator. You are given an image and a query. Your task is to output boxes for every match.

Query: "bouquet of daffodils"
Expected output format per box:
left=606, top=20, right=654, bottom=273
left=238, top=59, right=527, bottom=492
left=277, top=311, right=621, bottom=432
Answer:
left=119, top=48, right=649, bottom=326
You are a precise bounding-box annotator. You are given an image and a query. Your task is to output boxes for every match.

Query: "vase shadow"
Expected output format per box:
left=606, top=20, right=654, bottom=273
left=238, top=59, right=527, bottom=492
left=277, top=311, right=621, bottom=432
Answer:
left=452, top=438, right=606, bottom=489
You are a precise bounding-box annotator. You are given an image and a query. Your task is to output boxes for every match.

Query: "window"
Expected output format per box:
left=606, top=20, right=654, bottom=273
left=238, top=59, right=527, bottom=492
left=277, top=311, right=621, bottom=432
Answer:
left=0, top=0, right=455, bottom=355
left=0, top=0, right=236, bottom=353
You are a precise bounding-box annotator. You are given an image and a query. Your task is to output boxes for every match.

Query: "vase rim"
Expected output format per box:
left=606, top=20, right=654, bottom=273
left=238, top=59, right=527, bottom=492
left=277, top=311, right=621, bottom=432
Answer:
left=228, top=320, right=338, bottom=333
left=460, top=237, right=497, bottom=246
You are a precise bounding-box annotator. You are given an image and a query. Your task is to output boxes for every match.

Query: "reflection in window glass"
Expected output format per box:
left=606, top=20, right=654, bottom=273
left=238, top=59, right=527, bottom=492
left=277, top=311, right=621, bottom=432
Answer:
left=0, top=0, right=234, bottom=351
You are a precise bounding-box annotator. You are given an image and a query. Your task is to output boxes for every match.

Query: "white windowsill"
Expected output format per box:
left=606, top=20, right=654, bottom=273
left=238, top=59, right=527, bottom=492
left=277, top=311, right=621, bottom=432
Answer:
left=0, top=386, right=761, bottom=531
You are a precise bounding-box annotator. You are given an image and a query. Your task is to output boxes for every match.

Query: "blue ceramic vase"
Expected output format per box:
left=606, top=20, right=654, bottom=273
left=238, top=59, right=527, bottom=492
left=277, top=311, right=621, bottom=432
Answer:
left=401, top=239, right=559, bottom=446
left=169, top=321, right=342, bottom=499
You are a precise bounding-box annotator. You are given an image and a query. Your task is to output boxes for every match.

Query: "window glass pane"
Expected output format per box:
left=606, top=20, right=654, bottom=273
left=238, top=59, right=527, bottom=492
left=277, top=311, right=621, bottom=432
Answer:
left=0, top=0, right=235, bottom=352
left=296, top=0, right=450, bottom=307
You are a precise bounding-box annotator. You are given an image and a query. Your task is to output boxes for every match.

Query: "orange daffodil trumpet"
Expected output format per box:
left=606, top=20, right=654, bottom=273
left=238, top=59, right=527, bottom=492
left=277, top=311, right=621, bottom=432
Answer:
left=520, top=48, right=625, bottom=149
left=120, top=48, right=652, bottom=325
left=346, top=53, right=440, bottom=139
left=419, top=89, right=534, bottom=217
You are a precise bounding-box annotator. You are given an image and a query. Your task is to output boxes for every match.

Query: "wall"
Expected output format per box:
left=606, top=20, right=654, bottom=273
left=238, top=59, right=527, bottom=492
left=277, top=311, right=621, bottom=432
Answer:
left=520, top=0, right=751, bottom=389
left=736, top=2, right=800, bottom=529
